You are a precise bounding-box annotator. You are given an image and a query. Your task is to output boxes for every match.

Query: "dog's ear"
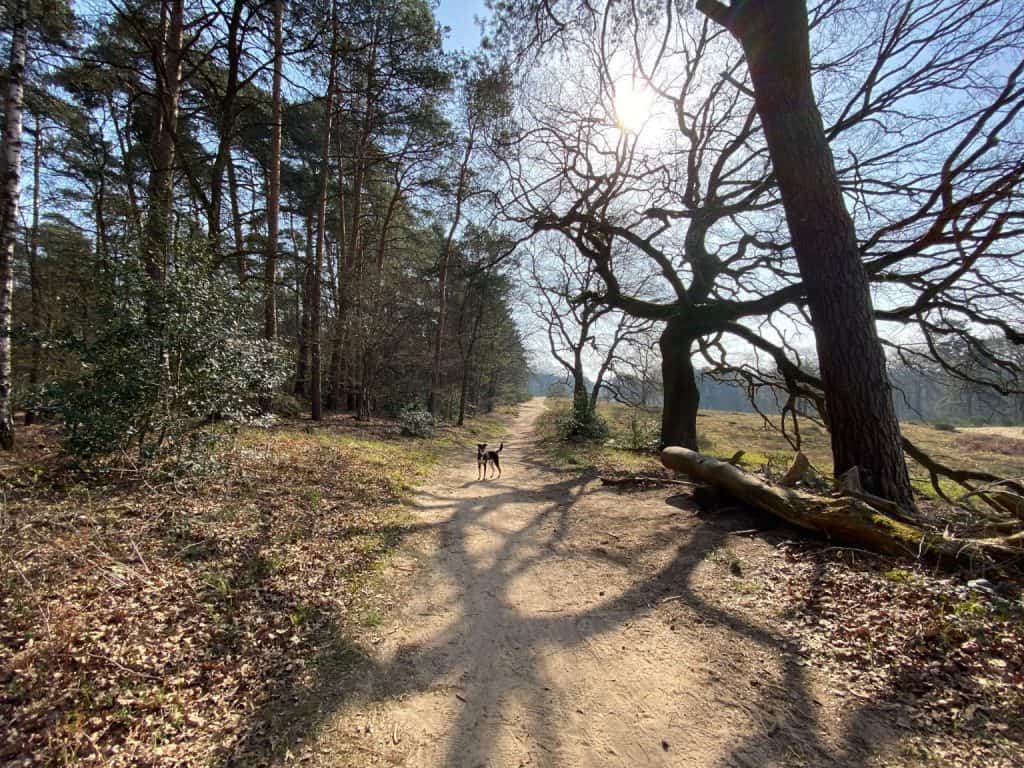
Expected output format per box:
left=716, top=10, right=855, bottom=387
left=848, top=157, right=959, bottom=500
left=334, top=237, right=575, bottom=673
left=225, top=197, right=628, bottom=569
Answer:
left=477, top=443, right=486, bottom=450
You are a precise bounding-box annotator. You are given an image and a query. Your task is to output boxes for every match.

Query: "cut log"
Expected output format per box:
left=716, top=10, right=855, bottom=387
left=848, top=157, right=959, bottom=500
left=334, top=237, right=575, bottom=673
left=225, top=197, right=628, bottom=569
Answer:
left=986, top=490, right=1024, bottom=521
left=780, top=451, right=810, bottom=487
left=661, top=446, right=1019, bottom=569
left=724, top=450, right=745, bottom=466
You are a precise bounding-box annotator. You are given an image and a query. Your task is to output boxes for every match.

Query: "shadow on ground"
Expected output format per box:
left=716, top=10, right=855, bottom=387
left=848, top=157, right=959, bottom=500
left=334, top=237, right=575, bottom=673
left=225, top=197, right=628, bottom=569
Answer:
left=220, top=438, right=945, bottom=768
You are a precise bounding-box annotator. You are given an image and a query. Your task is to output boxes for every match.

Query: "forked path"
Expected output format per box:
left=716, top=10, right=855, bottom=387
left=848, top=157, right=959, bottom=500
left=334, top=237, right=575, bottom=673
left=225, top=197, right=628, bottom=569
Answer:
left=314, top=399, right=889, bottom=767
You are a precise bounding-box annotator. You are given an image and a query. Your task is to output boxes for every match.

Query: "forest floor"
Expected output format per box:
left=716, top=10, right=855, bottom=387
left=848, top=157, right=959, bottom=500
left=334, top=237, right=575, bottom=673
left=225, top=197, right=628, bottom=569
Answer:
left=0, top=407, right=510, bottom=766
left=3, top=399, right=1022, bottom=767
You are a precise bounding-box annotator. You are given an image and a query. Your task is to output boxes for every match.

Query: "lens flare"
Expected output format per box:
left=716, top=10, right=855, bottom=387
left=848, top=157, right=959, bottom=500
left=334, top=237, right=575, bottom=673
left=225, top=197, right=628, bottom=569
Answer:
left=614, top=84, right=654, bottom=134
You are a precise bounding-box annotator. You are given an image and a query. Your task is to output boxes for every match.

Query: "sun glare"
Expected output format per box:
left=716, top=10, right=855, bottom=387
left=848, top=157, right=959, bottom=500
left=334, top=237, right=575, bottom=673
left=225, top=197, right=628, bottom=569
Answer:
left=613, top=84, right=654, bottom=134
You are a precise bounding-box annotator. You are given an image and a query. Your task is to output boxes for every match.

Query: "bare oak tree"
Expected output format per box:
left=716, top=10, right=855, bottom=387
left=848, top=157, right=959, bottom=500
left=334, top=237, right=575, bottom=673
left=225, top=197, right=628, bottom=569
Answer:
left=494, top=0, right=1024, bottom=506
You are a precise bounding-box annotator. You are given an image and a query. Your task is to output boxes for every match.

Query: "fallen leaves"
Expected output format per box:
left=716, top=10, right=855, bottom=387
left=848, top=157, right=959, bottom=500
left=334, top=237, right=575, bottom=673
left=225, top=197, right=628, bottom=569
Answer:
left=1, top=426, right=415, bottom=767
left=773, top=548, right=1024, bottom=767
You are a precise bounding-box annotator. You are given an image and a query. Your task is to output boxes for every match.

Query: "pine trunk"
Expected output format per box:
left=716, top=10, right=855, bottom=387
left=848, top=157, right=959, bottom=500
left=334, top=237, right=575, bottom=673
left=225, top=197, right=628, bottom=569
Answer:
left=327, top=324, right=344, bottom=410
left=142, top=0, right=184, bottom=293
left=311, top=0, right=338, bottom=421
left=428, top=132, right=475, bottom=416
left=427, top=255, right=450, bottom=417
left=264, top=0, right=283, bottom=340
left=457, top=294, right=486, bottom=426
left=328, top=129, right=349, bottom=411
left=227, top=157, right=245, bottom=278
left=294, top=215, right=313, bottom=396
left=699, top=0, right=914, bottom=508
left=25, top=114, right=41, bottom=426
left=207, top=0, right=245, bottom=256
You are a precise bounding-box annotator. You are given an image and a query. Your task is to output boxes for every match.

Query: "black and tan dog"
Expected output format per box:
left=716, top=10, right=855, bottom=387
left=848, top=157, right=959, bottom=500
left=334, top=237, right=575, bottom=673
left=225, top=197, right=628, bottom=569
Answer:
left=476, top=442, right=503, bottom=479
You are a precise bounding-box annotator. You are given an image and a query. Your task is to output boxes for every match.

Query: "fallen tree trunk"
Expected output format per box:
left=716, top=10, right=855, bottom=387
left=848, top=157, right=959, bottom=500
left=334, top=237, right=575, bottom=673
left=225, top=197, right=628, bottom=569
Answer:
left=661, top=446, right=1019, bottom=569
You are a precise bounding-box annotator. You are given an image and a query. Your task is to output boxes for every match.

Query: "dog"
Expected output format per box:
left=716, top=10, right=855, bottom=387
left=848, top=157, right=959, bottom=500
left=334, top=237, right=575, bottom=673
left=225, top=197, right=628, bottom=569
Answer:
left=477, top=442, right=503, bottom=479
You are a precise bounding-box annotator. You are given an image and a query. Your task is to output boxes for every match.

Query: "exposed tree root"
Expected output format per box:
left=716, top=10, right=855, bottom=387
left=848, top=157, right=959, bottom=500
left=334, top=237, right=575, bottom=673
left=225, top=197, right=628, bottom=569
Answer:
left=902, top=437, right=1024, bottom=499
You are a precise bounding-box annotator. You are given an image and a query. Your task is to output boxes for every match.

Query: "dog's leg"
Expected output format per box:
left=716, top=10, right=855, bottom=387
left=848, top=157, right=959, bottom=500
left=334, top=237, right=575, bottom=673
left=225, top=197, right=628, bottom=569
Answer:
left=493, top=455, right=501, bottom=478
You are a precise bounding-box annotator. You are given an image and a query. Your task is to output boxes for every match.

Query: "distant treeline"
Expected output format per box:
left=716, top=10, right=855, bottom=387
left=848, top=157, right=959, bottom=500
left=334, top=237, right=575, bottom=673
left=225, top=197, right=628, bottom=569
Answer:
left=531, top=363, right=1024, bottom=427
left=700, top=365, right=1024, bottom=426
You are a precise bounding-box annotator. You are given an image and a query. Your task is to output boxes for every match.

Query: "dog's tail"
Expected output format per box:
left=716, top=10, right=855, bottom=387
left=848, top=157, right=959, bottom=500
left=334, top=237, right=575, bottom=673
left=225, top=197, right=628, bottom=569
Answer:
left=496, top=442, right=503, bottom=453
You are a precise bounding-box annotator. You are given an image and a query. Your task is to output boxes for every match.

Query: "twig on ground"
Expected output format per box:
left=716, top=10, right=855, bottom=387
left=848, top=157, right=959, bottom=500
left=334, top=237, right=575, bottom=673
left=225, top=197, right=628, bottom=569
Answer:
left=129, top=538, right=153, bottom=575
left=599, top=475, right=692, bottom=487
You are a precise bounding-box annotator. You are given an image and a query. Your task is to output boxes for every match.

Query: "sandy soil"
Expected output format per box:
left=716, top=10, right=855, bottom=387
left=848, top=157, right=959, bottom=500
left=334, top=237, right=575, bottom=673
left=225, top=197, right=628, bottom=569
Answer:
left=300, top=399, right=900, bottom=767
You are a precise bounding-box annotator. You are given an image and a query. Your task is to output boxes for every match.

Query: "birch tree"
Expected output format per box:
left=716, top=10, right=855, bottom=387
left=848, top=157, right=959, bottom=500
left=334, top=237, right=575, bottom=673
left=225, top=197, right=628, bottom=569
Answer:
left=0, top=0, right=28, bottom=449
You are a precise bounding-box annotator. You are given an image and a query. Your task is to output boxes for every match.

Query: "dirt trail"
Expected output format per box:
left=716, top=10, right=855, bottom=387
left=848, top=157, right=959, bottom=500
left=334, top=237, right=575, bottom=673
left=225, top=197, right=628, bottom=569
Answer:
left=311, top=399, right=890, bottom=767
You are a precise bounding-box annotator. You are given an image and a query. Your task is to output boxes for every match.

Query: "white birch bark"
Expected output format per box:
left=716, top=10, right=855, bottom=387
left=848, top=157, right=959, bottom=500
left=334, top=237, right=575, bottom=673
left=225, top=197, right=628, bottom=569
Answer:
left=0, top=0, right=29, bottom=450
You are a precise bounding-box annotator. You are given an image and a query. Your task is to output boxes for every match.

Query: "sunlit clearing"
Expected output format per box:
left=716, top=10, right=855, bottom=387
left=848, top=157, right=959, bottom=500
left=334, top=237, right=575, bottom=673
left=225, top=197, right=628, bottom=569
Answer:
left=614, top=84, right=654, bottom=134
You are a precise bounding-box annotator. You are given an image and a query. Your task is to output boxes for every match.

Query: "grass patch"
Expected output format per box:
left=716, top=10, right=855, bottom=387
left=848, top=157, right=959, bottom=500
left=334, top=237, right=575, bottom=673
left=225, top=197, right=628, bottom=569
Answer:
left=883, top=567, right=921, bottom=585
left=537, top=398, right=663, bottom=473
left=547, top=400, right=1024, bottom=554
left=540, top=399, right=1023, bottom=505
left=732, top=579, right=763, bottom=596
left=705, top=546, right=744, bottom=577
left=361, top=607, right=383, bottom=628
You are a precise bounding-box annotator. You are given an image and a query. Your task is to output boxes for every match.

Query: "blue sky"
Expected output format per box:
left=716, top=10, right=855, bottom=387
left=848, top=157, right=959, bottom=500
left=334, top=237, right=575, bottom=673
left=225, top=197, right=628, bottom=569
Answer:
left=436, top=0, right=490, bottom=51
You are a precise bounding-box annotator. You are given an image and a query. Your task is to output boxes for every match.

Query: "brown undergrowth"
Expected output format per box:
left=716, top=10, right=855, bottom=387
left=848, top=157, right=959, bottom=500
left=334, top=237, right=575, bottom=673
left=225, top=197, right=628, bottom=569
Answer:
left=0, top=409, right=511, bottom=767
left=953, top=432, right=1024, bottom=459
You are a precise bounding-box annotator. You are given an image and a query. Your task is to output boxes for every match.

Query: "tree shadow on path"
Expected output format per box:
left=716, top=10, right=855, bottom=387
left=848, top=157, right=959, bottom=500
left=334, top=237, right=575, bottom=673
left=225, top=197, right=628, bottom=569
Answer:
left=224, top=420, right=907, bottom=767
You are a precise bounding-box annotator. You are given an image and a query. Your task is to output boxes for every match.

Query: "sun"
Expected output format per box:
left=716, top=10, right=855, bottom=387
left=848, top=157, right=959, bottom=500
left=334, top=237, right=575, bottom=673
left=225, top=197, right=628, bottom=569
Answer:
left=613, top=83, right=654, bottom=134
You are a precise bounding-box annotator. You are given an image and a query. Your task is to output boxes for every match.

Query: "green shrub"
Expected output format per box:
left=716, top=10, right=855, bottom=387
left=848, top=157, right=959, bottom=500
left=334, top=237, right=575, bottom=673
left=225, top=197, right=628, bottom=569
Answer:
left=399, top=407, right=435, bottom=437
left=558, top=408, right=609, bottom=442
left=626, top=411, right=659, bottom=451
left=933, top=422, right=958, bottom=432
left=51, top=250, right=288, bottom=458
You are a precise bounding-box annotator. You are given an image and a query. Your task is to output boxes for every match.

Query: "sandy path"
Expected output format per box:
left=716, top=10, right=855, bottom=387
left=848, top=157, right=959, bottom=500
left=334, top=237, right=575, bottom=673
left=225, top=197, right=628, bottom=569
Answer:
left=308, top=399, right=885, bottom=768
